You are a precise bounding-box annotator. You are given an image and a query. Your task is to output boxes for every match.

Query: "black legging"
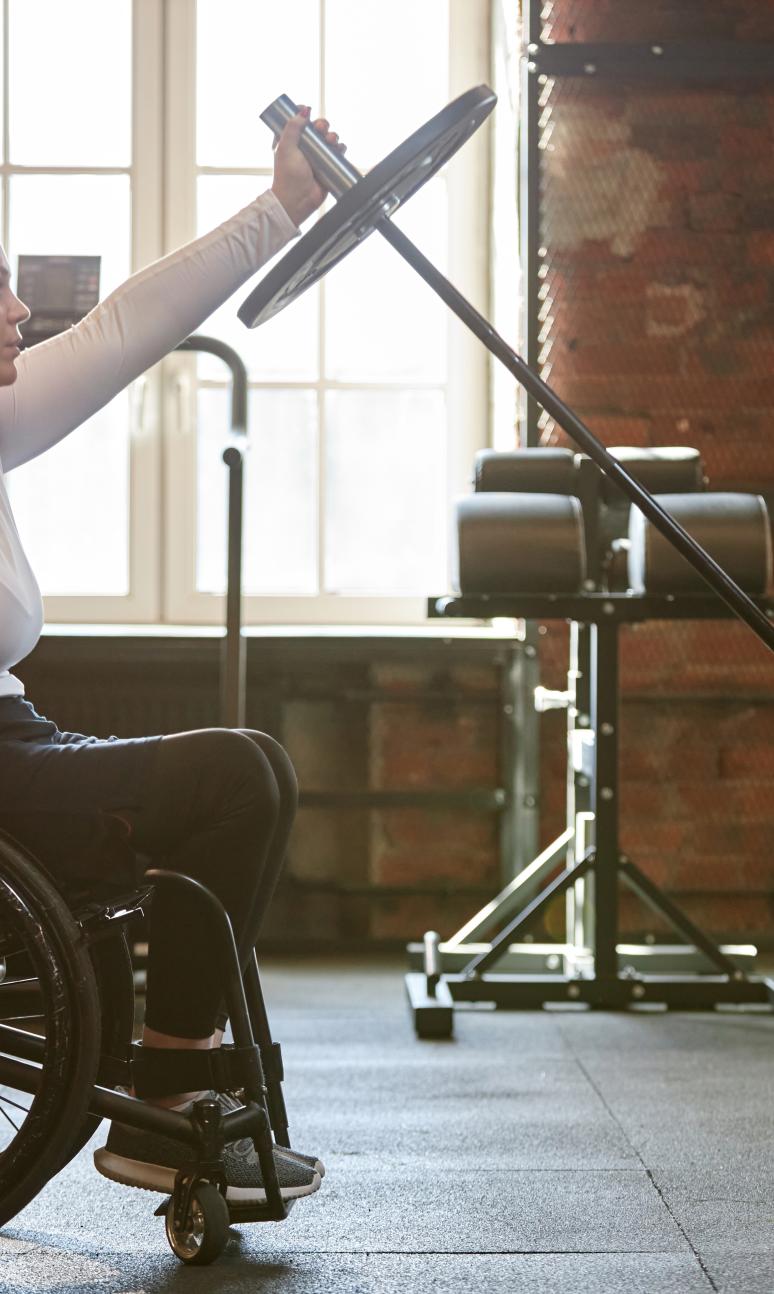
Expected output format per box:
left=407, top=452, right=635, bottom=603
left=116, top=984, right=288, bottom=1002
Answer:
left=119, top=728, right=298, bottom=1039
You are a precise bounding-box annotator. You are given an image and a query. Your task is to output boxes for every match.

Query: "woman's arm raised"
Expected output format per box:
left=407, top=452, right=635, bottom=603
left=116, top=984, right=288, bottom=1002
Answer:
left=0, top=188, right=298, bottom=473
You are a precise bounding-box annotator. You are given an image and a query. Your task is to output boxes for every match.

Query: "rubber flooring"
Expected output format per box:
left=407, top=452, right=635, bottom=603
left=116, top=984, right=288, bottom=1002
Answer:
left=1, top=957, right=773, bottom=1293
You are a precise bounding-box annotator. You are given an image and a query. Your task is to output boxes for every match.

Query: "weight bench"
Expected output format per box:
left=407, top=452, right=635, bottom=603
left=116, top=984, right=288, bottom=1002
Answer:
left=406, top=446, right=774, bottom=1037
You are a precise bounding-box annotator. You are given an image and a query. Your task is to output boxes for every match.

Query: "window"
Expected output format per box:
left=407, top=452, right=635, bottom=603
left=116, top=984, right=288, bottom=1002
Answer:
left=7, top=0, right=491, bottom=626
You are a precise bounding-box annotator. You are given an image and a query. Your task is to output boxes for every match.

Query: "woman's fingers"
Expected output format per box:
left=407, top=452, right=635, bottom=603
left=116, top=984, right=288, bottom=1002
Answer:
left=309, top=119, right=346, bottom=152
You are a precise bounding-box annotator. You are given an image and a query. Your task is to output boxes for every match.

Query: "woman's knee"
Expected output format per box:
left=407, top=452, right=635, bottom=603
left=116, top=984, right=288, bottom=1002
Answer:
left=138, top=728, right=281, bottom=845
left=237, top=730, right=298, bottom=813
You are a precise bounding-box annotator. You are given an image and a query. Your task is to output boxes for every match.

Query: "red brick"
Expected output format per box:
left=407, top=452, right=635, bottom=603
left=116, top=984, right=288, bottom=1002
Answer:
left=671, top=857, right=749, bottom=893
left=619, top=711, right=720, bottom=781
left=671, top=894, right=772, bottom=935
left=586, top=416, right=653, bottom=446
left=688, top=191, right=743, bottom=232
left=626, top=90, right=737, bottom=130
left=689, top=820, right=774, bottom=858
left=547, top=303, right=650, bottom=346
left=719, top=125, right=772, bottom=163
left=629, top=122, right=717, bottom=163
left=720, top=743, right=774, bottom=779
left=747, top=232, right=774, bottom=268
left=586, top=268, right=655, bottom=305
left=633, top=230, right=744, bottom=269
left=671, top=780, right=773, bottom=822
left=372, top=703, right=498, bottom=789
left=619, top=820, right=690, bottom=857
left=371, top=809, right=498, bottom=889
left=547, top=2, right=737, bottom=43
left=722, top=156, right=774, bottom=195
left=448, top=665, right=501, bottom=696
left=715, top=272, right=770, bottom=312
left=551, top=340, right=682, bottom=380
left=370, top=663, right=434, bottom=695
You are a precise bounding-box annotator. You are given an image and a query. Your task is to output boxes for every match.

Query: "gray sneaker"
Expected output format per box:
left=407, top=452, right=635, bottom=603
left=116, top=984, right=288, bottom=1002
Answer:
left=216, top=1090, right=326, bottom=1179
left=94, top=1097, right=320, bottom=1205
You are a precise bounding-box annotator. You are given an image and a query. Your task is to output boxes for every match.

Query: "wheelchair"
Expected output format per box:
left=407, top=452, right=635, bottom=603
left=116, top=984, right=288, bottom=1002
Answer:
left=0, top=826, right=301, bottom=1265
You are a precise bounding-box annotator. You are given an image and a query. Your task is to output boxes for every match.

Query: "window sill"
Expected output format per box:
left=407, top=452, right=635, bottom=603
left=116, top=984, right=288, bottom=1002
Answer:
left=42, top=622, right=521, bottom=643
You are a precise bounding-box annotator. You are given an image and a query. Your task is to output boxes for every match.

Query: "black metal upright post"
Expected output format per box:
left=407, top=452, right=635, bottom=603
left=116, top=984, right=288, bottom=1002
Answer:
left=175, top=335, right=249, bottom=729
left=520, top=0, right=543, bottom=449
left=590, top=621, right=620, bottom=984
left=507, top=0, right=544, bottom=885
left=222, top=446, right=246, bottom=730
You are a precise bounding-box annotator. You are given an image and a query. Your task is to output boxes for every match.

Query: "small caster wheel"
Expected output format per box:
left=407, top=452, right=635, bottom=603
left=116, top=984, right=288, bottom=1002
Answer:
left=165, top=1183, right=230, bottom=1265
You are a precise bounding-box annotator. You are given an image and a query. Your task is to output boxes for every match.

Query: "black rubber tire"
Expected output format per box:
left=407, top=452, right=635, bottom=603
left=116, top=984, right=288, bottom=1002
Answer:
left=60, top=930, right=136, bottom=1168
left=165, top=1184, right=230, bottom=1265
left=0, top=832, right=102, bottom=1226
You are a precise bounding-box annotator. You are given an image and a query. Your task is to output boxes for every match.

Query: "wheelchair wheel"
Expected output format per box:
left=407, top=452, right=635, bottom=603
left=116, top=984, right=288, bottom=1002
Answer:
left=60, top=929, right=136, bottom=1169
left=0, top=832, right=102, bottom=1225
left=165, top=1184, right=230, bottom=1265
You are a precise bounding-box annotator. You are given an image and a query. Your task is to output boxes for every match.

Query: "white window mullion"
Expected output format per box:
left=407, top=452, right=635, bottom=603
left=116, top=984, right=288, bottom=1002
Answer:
left=28, top=0, right=163, bottom=625
left=447, top=0, right=492, bottom=502
left=162, top=0, right=201, bottom=625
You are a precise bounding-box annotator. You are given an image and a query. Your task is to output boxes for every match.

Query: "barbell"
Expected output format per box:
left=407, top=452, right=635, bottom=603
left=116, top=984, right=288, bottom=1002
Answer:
left=238, top=89, right=774, bottom=652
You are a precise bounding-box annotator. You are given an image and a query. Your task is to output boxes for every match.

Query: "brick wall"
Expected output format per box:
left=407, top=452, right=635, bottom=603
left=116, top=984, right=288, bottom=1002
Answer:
left=536, top=0, right=774, bottom=941
left=16, top=635, right=509, bottom=950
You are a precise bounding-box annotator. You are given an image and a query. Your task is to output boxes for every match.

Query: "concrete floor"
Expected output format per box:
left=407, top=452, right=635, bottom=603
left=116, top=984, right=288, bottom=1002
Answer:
left=1, top=957, right=774, bottom=1293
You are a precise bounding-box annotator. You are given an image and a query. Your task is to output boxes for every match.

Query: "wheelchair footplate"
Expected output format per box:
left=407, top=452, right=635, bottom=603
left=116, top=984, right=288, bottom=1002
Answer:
left=146, top=1092, right=294, bottom=1263
left=127, top=1043, right=296, bottom=1263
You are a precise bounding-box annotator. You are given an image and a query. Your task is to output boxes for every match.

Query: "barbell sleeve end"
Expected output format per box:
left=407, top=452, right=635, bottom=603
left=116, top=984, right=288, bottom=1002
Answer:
left=261, top=92, right=364, bottom=199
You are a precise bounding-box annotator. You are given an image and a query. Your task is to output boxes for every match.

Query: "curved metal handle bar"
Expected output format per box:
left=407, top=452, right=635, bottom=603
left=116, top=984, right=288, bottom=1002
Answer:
left=261, top=96, right=774, bottom=652
left=174, top=334, right=248, bottom=726
left=176, top=334, right=248, bottom=435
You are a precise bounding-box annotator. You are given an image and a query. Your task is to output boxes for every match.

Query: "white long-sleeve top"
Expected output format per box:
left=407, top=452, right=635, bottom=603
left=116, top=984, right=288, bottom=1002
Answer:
left=0, top=189, right=298, bottom=699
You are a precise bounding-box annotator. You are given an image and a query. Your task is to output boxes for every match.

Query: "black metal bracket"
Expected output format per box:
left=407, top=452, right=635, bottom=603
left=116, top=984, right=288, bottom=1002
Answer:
left=526, top=40, right=774, bottom=83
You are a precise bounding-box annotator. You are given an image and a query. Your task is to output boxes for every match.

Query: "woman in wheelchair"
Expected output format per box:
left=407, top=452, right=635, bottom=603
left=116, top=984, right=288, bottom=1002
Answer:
left=0, top=108, right=341, bottom=1213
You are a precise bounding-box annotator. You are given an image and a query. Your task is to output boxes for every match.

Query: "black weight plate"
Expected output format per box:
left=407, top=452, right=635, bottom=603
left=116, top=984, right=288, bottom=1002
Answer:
left=238, top=84, right=496, bottom=329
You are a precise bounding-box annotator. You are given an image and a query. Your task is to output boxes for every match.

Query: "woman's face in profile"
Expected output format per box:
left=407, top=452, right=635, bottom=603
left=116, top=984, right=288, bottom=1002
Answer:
left=0, top=250, right=29, bottom=387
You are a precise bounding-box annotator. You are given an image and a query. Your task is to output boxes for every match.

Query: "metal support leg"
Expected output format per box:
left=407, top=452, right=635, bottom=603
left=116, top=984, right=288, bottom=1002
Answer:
left=620, top=860, right=745, bottom=980
left=463, top=851, right=595, bottom=977
left=590, top=622, right=619, bottom=981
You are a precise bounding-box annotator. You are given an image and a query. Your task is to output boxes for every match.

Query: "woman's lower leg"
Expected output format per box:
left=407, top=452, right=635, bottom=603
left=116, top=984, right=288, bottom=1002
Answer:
left=118, top=729, right=294, bottom=1103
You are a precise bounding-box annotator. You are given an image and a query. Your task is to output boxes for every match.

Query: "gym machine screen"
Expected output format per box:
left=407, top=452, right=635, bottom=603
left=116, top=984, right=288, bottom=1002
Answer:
left=17, top=254, right=101, bottom=347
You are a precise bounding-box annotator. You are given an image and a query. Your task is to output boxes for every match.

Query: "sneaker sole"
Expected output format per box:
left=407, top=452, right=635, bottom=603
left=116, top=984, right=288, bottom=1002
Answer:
left=93, top=1148, right=321, bottom=1203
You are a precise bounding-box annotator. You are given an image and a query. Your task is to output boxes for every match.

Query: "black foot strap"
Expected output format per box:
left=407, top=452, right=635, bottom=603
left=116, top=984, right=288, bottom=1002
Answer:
left=129, top=1042, right=264, bottom=1098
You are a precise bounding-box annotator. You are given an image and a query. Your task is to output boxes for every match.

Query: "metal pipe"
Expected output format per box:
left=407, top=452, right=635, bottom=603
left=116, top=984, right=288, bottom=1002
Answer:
left=175, top=335, right=248, bottom=727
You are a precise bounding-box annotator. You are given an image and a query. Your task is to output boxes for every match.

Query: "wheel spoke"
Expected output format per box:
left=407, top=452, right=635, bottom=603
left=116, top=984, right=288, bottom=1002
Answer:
left=0, top=1100, right=21, bottom=1132
left=0, top=1089, right=32, bottom=1116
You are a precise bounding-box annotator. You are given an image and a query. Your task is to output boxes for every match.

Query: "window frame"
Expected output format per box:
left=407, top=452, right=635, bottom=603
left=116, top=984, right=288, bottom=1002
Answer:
left=11, top=0, right=165, bottom=625
left=164, top=0, right=493, bottom=626
left=20, top=0, right=492, bottom=627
